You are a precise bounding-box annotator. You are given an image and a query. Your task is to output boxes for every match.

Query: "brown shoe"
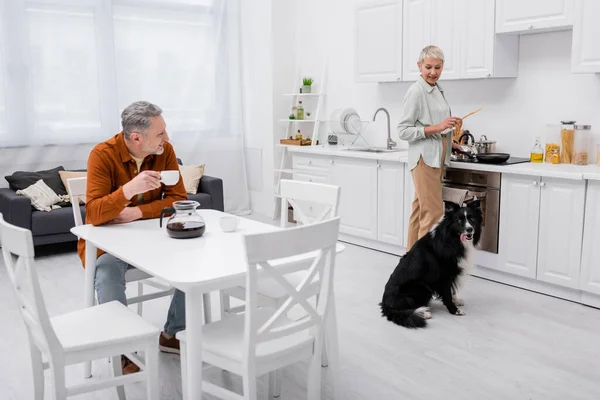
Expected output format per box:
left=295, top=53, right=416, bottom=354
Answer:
left=159, top=333, right=180, bottom=355
left=121, top=355, right=140, bottom=375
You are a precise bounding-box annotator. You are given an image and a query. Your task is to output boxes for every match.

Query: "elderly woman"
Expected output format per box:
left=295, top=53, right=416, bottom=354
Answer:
left=398, top=45, right=462, bottom=250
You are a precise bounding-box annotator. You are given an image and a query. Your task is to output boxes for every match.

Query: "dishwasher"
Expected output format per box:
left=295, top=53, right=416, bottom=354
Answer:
left=442, top=168, right=501, bottom=254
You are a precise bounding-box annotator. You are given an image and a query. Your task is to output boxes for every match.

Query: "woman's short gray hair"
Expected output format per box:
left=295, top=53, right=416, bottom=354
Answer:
left=418, top=45, right=445, bottom=64
left=121, top=101, right=163, bottom=139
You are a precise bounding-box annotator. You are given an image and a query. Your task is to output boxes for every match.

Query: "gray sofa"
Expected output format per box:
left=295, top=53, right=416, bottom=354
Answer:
left=0, top=171, right=224, bottom=246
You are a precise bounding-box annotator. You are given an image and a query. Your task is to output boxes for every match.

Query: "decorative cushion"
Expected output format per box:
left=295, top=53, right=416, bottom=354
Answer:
left=178, top=164, right=205, bottom=195
left=5, top=166, right=67, bottom=196
left=58, top=170, right=87, bottom=203
left=15, top=179, right=69, bottom=212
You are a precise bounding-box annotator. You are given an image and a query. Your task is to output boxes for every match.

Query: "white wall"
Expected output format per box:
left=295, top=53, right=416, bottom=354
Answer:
left=246, top=0, right=600, bottom=217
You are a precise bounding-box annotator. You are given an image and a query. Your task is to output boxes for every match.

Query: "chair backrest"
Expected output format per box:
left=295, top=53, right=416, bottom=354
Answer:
left=67, top=177, right=87, bottom=227
left=0, top=214, right=61, bottom=356
left=242, top=217, right=340, bottom=361
left=279, top=179, right=341, bottom=228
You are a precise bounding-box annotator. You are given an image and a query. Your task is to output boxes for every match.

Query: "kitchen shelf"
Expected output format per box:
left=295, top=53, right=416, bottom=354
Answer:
left=279, top=119, right=317, bottom=123
left=274, top=168, right=293, bottom=174
left=282, top=93, right=321, bottom=96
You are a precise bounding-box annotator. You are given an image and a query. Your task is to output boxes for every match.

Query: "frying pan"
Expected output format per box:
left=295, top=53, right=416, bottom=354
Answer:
left=475, top=153, right=510, bottom=164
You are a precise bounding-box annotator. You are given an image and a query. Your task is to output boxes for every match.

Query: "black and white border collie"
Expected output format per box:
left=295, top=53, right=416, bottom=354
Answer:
left=379, top=200, right=483, bottom=328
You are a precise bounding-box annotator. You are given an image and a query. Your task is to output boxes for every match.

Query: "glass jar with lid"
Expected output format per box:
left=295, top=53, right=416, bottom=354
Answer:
left=560, top=120, right=576, bottom=164
left=573, top=124, right=591, bottom=165
left=544, top=124, right=561, bottom=163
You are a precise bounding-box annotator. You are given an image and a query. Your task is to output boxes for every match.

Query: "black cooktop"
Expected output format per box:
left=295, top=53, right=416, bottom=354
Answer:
left=451, top=156, right=530, bottom=166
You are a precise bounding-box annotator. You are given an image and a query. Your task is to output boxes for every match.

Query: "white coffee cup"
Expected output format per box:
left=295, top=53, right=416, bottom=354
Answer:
left=219, top=216, right=239, bottom=232
left=160, top=170, right=180, bottom=186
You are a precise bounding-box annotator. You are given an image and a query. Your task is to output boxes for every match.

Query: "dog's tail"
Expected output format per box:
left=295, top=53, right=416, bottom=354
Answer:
left=379, top=304, right=428, bottom=328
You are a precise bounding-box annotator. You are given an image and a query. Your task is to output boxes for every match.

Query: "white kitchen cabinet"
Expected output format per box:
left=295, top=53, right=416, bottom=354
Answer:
left=402, top=164, right=415, bottom=248
left=495, top=0, right=573, bottom=34
left=430, top=0, right=461, bottom=80
left=412, top=0, right=518, bottom=81
left=536, top=178, right=585, bottom=289
left=571, top=0, right=600, bottom=73
left=377, top=161, right=405, bottom=245
left=329, top=157, right=378, bottom=239
left=498, top=174, right=585, bottom=287
left=355, top=0, right=403, bottom=82
left=580, top=181, right=600, bottom=294
left=402, top=0, right=431, bottom=81
left=498, top=175, right=541, bottom=279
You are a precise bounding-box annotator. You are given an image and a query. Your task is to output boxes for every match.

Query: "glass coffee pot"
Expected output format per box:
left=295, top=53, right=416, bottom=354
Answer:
left=160, top=200, right=206, bottom=239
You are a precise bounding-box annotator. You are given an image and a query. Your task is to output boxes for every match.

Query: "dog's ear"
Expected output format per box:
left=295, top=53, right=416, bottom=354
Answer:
left=444, top=201, right=460, bottom=214
left=467, top=199, right=482, bottom=210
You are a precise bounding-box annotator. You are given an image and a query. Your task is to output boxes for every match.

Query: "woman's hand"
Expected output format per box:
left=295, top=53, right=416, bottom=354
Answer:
left=436, top=117, right=462, bottom=133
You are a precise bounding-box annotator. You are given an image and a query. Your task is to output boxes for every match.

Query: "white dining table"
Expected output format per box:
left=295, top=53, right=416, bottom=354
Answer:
left=71, top=209, right=344, bottom=399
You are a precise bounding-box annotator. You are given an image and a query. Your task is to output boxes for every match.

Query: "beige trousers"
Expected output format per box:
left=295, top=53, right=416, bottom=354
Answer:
left=406, top=139, right=447, bottom=250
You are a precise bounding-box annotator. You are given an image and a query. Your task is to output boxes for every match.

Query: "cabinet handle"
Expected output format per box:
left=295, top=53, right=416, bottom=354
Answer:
left=377, top=164, right=381, bottom=168
left=330, top=160, right=334, bottom=165
left=540, top=182, right=546, bottom=187
left=309, top=179, right=312, bottom=182
left=308, top=160, right=312, bottom=164
left=529, top=25, right=534, bottom=29
left=533, top=181, right=539, bottom=186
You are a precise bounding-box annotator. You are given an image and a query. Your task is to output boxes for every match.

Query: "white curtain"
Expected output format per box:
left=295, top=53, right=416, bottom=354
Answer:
left=0, top=0, right=249, bottom=214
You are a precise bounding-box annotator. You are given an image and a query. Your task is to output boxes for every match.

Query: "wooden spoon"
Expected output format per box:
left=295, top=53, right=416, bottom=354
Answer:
left=461, top=108, right=483, bottom=120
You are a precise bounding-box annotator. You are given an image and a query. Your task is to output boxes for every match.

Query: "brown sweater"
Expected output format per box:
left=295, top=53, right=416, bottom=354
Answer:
left=77, top=132, right=187, bottom=266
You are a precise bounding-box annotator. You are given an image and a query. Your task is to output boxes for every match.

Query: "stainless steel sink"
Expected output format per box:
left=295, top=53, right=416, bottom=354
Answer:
left=345, top=148, right=405, bottom=153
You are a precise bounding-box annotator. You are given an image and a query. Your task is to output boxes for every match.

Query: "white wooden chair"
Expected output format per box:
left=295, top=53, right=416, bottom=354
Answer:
left=0, top=213, right=160, bottom=400
left=68, top=177, right=175, bottom=316
left=177, top=217, right=341, bottom=400
left=67, top=177, right=174, bottom=379
left=221, top=179, right=340, bottom=314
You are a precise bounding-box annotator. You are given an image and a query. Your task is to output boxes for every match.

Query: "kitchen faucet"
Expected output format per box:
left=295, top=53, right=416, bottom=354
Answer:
left=373, top=107, right=396, bottom=150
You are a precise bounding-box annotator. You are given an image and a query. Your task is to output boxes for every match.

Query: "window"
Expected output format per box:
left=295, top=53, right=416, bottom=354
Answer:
left=0, top=0, right=218, bottom=146
left=26, top=4, right=102, bottom=139
left=113, top=5, right=215, bottom=133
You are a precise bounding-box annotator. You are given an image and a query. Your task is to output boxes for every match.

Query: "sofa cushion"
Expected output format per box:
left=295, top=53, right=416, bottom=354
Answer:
left=5, top=166, right=67, bottom=195
left=179, top=164, right=205, bottom=194
left=58, top=170, right=88, bottom=203
left=31, top=205, right=85, bottom=236
left=187, top=192, right=213, bottom=209
left=16, top=179, right=67, bottom=212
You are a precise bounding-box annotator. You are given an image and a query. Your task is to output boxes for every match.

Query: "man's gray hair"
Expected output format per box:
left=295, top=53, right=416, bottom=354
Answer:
left=121, top=101, right=163, bottom=139
left=418, top=45, right=445, bottom=64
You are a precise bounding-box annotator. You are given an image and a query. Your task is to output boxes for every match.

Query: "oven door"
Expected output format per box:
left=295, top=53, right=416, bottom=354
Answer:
left=442, top=182, right=499, bottom=254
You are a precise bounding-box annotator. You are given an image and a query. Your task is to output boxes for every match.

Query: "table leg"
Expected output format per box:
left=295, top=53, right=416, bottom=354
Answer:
left=184, top=288, right=204, bottom=399
left=83, top=243, right=97, bottom=379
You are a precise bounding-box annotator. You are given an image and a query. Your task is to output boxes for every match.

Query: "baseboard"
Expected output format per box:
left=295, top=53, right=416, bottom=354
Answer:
left=338, top=233, right=405, bottom=256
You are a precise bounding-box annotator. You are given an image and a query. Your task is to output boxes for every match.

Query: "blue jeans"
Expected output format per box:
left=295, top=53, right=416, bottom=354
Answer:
left=95, top=253, right=185, bottom=335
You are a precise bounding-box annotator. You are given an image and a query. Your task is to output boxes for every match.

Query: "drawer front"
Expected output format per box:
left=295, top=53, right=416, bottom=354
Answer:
left=292, top=154, right=331, bottom=174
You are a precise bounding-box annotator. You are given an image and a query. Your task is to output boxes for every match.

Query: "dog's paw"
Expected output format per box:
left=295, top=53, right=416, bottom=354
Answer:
left=453, top=297, right=465, bottom=306
left=454, top=309, right=466, bottom=316
left=423, top=311, right=432, bottom=319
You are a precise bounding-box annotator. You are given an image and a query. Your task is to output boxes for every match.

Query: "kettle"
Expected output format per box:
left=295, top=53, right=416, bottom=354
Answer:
left=458, top=131, right=478, bottom=155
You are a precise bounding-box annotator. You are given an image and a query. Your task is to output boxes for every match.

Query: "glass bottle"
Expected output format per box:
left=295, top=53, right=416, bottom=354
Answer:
left=530, top=137, right=544, bottom=163
left=296, top=101, right=304, bottom=120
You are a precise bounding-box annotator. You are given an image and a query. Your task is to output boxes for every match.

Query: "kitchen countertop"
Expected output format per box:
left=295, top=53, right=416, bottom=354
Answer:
left=287, top=145, right=600, bottom=181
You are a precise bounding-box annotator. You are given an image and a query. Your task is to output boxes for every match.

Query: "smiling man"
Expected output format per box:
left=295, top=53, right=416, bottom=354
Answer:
left=78, top=101, right=188, bottom=374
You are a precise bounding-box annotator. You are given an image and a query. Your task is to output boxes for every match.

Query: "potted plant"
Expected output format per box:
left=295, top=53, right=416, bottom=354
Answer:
left=302, top=77, right=313, bottom=94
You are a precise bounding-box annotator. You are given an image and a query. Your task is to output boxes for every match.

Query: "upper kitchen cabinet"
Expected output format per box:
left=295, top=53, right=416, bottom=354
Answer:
left=571, top=0, right=600, bottom=73
left=402, top=0, right=431, bottom=81
left=355, top=0, right=403, bottom=82
left=405, top=0, right=519, bottom=80
left=495, top=0, right=573, bottom=34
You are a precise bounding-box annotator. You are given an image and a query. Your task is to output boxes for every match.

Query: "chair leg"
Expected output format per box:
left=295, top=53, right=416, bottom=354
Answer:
left=28, top=345, right=44, bottom=400
left=146, top=345, right=160, bottom=400
left=111, top=356, right=126, bottom=400
left=242, top=368, right=258, bottom=400
left=321, top=340, right=329, bottom=368
left=180, top=340, right=188, bottom=400
left=268, top=370, right=282, bottom=399
left=219, top=290, right=231, bottom=319
left=307, top=339, right=323, bottom=400
left=50, top=362, right=68, bottom=400
left=202, top=292, right=212, bottom=323
left=137, top=282, right=144, bottom=316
